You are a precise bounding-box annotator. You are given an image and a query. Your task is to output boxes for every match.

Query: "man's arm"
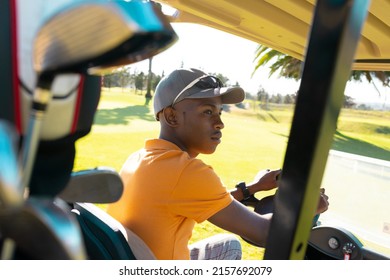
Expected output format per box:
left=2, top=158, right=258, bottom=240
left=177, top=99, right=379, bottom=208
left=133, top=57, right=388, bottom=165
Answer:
left=208, top=200, right=272, bottom=247
left=209, top=188, right=329, bottom=247
left=230, top=169, right=281, bottom=201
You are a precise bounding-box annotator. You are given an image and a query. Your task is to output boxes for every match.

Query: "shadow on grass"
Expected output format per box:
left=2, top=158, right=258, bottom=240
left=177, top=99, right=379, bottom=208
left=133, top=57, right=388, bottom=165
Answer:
left=267, top=112, right=280, bottom=123
left=256, top=113, right=267, bottom=121
left=332, top=131, right=390, bottom=161
left=376, top=126, right=390, bottom=135
left=254, top=111, right=280, bottom=123
left=273, top=132, right=289, bottom=139
left=94, top=105, right=155, bottom=125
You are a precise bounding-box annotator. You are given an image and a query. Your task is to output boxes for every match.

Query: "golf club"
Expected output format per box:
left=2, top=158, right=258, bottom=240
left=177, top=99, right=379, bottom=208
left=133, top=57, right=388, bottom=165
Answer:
left=0, top=121, right=23, bottom=210
left=21, top=0, right=177, bottom=194
left=12, top=0, right=177, bottom=260
left=0, top=121, right=23, bottom=260
left=0, top=197, right=86, bottom=259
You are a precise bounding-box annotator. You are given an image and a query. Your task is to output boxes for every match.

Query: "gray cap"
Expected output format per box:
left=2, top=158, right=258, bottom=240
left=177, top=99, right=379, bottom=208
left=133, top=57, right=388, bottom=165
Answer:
left=153, top=68, right=245, bottom=119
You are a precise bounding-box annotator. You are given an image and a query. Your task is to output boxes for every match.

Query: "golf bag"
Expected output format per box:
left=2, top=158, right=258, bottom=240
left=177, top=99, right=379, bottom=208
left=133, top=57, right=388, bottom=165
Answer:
left=0, top=0, right=101, bottom=198
left=1, top=0, right=175, bottom=260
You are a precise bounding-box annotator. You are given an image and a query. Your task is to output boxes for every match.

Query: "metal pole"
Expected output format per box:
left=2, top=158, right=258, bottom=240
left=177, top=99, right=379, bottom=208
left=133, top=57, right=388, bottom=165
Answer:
left=264, top=0, right=370, bottom=259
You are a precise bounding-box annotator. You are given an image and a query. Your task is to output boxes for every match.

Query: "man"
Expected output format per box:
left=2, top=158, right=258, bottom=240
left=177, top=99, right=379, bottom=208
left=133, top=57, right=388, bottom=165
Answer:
left=107, top=68, right=329, bottom=260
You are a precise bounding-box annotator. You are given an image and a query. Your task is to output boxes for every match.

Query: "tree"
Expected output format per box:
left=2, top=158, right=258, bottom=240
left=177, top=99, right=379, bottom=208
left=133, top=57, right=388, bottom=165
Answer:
left=145, top=57, right=153, bottom=105
left=102, top=66, right=131, bottom=90
left=350, top=70, right=390, bottom=97
left=117, top=66, right=131, bottom=91
left=270, top=93, right=283, bottom=104
left=252, top=45, right=302, bottom=80
left=210, top=72, right=230, bottom=86
left=134, top=72, right=145, bottom=94
left=256, top=85, right=269, bottom=109
left=152, top=74, right=162, bottom=91
left=344, top=95, right=356, bottom=108
left=102, top=72, right=117, bottom=89
left=284, top=93, right=295, bottom=104
left=253, top=45, right=390, bottom=98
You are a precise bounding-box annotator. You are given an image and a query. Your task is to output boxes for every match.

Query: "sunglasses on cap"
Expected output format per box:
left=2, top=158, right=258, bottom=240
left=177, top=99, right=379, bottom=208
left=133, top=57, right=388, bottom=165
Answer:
left=171, top=75, right=224, bottom=106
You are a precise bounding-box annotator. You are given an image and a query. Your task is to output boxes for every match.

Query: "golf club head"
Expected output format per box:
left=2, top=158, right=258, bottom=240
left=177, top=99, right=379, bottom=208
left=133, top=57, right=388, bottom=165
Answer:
left=0, top=197, right=86, bottom=259
left=0, top=121, right=23, bottom=210
left=33, top=0, right=178, bottom=76
left=58, top=167, right=123, bottom=203
left=21, top=0, right=177, bottom=194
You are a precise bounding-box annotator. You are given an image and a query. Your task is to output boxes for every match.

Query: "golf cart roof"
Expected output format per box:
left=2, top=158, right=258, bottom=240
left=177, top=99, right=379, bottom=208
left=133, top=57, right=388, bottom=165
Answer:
left=157, top=0, right=390, bottom=71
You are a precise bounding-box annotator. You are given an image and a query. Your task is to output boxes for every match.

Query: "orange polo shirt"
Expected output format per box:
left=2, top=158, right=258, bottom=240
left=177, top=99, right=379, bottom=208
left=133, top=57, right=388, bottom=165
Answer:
left=107, top=139, right=233, bottom=260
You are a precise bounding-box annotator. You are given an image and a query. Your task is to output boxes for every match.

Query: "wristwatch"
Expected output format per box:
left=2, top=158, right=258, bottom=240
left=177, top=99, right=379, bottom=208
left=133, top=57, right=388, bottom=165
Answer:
left=236, top=181, right=250, bottom=200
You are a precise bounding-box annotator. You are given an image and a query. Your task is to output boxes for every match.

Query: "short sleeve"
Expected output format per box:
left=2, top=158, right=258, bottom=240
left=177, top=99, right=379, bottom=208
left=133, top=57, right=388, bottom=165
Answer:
left=169, top=159, right=233, bottom=223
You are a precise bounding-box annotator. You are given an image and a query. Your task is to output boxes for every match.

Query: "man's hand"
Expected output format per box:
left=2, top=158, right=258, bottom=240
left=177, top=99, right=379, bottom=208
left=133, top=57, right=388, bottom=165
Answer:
left=316, top=188, right=329, bottom=214
left=248, top=169, right=282, bottom=193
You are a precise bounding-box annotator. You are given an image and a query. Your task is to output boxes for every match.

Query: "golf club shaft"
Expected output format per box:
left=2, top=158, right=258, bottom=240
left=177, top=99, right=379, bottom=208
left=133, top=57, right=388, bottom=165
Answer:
left=1, top=238, right=16, bottom=260
left=21, top=86, right=52, bottom=195
left=0, top=122, right=23, bottom=208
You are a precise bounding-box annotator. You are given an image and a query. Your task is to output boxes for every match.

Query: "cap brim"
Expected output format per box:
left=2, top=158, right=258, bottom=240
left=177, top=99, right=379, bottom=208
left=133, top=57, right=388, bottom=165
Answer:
left=185, top=86, right=245, bottom=104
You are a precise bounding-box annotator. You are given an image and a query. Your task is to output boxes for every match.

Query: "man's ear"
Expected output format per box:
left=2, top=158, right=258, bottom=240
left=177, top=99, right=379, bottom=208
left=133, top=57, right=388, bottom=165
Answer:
left=163, top=107, right=179, bottom=127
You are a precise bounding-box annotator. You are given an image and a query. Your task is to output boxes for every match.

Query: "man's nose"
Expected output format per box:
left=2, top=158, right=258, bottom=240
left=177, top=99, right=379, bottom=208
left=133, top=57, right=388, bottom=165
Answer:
left=215, top=116, right=224, bottom=130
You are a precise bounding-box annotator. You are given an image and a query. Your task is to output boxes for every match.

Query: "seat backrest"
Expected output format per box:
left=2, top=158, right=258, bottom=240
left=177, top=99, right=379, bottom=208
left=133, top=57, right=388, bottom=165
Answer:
left=58, top=167, right=124, bottom=204
left=72, top=202, right=156, bottom=260
left=72, top=203, right=135, bottom=260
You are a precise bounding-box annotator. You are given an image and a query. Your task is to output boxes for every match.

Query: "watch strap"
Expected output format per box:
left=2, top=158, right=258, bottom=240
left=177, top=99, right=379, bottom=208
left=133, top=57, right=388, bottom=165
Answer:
left=236, top=182, right=250, bottom=200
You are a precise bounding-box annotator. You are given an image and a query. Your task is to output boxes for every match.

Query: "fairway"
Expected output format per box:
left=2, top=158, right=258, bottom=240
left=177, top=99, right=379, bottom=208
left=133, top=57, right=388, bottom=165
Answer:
left=74, top=88, right=390, bottom=259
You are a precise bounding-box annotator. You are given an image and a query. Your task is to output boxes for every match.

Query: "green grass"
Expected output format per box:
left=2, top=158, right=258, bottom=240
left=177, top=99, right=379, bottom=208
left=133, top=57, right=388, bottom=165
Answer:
left=334, top=109, right=390, bottom=160
left=74, top=88, right=390, bottom=259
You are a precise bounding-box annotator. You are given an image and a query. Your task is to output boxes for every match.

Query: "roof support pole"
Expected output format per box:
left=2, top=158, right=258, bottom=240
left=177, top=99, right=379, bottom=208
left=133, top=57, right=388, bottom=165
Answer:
left=264, top=0, right=370, bottom=260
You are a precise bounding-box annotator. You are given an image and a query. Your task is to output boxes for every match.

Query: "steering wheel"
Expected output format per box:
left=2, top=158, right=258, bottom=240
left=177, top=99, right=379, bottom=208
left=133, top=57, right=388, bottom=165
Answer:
left=240, top=193, right=319, bottom=246
left=240, top=194, right=365, bottom=260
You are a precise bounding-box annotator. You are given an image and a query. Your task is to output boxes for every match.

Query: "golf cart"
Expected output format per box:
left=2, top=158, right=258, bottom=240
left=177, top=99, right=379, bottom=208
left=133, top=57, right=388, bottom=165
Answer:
left=154, top=0, right=390, bottom=260
left=158, top=0, right=390, bottom=259
left=1, top=0, right=389, bottom=261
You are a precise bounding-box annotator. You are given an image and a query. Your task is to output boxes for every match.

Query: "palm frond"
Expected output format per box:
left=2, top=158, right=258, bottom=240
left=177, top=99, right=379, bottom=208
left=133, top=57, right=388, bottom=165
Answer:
left=253, top=45, right=390, bottom=98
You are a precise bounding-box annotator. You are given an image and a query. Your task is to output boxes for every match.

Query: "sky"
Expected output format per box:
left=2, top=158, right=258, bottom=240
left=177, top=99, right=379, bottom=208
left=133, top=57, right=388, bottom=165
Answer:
left=130, top=22, right=389, bottom=106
